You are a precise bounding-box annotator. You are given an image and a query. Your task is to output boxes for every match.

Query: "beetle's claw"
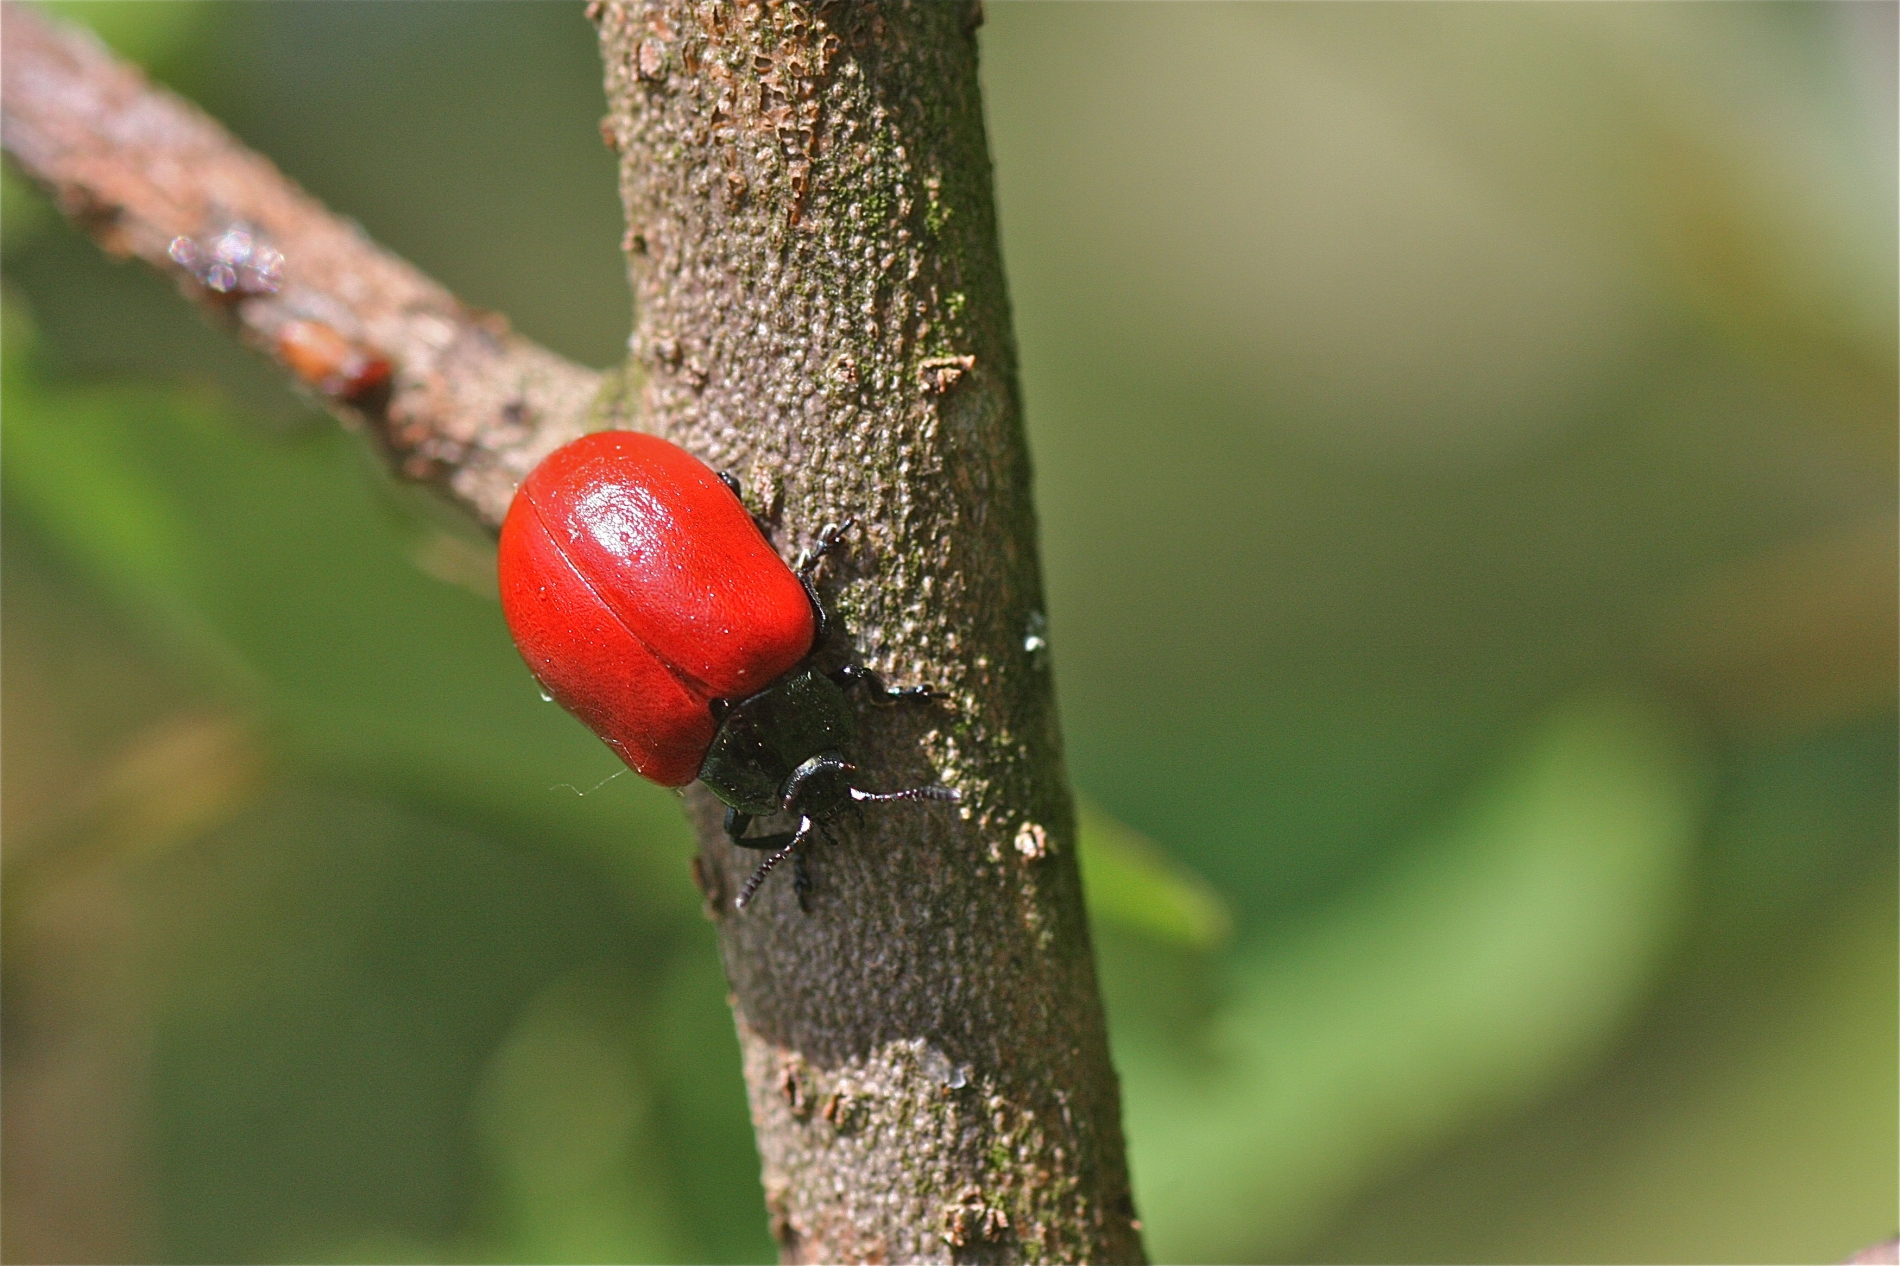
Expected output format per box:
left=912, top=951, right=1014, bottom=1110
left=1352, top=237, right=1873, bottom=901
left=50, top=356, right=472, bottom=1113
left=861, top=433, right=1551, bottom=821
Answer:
left=798, top=518, right=859, bottom=577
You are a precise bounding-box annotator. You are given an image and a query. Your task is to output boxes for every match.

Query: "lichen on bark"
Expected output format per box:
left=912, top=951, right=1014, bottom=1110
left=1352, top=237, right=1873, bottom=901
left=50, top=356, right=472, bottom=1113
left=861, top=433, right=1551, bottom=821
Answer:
left=592, top=2, right=1144, bottom=1261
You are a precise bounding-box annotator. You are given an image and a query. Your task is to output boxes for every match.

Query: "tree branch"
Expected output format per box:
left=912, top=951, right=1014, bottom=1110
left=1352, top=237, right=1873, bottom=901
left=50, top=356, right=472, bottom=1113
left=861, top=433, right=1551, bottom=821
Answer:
left=594, top=2, right=1143, bottom=1261
left=0, top=1, right=602, bottom=528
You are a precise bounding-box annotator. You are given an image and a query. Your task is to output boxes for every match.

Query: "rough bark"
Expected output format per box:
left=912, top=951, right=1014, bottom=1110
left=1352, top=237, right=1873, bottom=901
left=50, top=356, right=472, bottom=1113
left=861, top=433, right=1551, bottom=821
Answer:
left=593, top=3, right=1143, bottom=1262
left=0, top=1, right=601, bottom=528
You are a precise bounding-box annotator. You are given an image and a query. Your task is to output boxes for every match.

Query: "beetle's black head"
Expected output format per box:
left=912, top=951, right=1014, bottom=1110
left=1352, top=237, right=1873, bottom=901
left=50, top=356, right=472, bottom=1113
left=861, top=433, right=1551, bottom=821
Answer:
left=698, top=668, right=856, bottom=816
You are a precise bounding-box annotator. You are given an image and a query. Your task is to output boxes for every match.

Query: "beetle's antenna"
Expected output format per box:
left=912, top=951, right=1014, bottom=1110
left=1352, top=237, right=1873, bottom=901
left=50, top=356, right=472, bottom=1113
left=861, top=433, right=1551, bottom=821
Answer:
left=849, top=785, right=960, bottom=805
left=736, top=816, right=816, bottom=910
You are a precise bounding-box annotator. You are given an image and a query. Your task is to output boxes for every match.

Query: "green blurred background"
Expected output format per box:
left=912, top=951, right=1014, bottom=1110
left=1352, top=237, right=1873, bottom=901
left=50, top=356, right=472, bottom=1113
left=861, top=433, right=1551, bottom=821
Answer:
left=3, top=3, right=1894, bottom=1262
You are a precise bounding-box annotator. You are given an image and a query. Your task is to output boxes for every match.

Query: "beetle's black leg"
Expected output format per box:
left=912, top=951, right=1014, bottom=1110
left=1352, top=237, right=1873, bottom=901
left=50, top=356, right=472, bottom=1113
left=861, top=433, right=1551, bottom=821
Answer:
left=799, top=572, right=833, bottom=646
left=830, top=663, right=937, bottom=705
left=728, top=808, right=798, bottom=858
left=795, top=518, right=856, bottom=578
left=793, top=518, right=856, bottom=647
left=724, top=806, right=753, bottom=844
left=731, top=829, right=796, bottom=854
left=736, top=815, right=817, bottom=910
left=792, top=848, right=813, bottom=912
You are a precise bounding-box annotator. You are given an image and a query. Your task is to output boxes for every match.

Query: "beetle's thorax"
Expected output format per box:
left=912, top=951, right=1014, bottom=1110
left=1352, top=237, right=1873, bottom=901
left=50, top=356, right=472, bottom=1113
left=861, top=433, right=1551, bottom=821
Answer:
left=697, top=668, right=856, bottom=816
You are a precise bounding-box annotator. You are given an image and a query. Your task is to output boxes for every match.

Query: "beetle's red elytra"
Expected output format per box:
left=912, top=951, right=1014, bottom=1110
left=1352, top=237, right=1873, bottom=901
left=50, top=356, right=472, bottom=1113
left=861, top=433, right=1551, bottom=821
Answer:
left=499, top=431, right=814, bottom=783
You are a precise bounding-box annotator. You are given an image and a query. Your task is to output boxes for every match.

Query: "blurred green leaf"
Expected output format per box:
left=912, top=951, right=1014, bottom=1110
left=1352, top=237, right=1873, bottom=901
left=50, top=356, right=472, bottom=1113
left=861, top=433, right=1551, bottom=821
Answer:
left=1, top=168, right=55, bottom=255
left=1120, top=689, right=1710, bottom=1262
left=2, top=359, right=190, bottom=592
left=143, top=779, right=662, bottom=1265
left=1302, top=855, right=1900, bottom=1265
left=470, top=973, right=683, bottom=1264
left=1078, top=797, right=1232, bottom=950
left=0, top=290, right=241, bottom=679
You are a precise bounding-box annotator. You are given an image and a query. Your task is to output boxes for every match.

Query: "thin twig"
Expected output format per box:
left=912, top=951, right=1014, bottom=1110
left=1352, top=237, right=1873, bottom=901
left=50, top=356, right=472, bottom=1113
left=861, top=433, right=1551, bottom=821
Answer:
left=0, top=1, right=604, bottom=527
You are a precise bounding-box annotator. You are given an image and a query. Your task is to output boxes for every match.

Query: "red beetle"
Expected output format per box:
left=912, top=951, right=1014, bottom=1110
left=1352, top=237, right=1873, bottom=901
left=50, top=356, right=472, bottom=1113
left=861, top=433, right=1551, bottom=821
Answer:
left=498, top=430, right=955, bottom=909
